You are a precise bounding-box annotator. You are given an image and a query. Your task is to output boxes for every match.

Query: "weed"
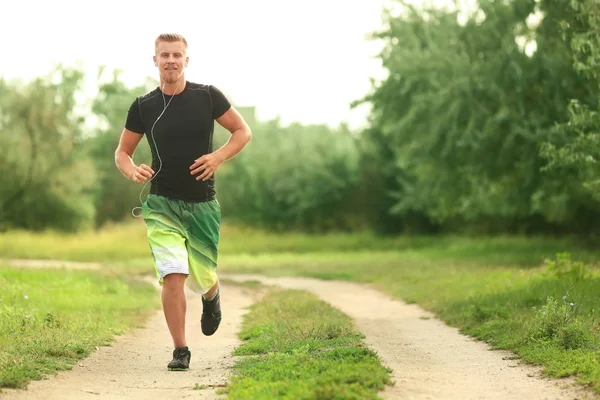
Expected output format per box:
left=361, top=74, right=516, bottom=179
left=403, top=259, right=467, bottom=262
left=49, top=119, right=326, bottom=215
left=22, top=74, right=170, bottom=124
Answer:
left=543, top=252, right=592, bottom=282
left=528, top=295, right=593, bottom=350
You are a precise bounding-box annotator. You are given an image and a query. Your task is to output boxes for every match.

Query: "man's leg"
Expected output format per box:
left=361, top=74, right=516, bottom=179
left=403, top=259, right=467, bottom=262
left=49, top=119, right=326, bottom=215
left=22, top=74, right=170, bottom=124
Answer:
left=184, top=198, right=222, bottom=336
left=162, top=272, right=191, bottom=371
left=203, top=278, right=219, bottom=301
left=162, top=273, right=187, bottom=348
left=142, top=194, right=192, bottom=370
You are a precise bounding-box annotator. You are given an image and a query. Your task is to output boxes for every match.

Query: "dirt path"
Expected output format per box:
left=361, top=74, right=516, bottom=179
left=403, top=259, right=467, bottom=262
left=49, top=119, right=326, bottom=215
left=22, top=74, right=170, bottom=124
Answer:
left=221, top=273, right=599, bottom=400
left=2, top=260, right=599, bottom=399
left=1, top=281, right=255, bottom=400
left=2, top=259, right=102, bottom=270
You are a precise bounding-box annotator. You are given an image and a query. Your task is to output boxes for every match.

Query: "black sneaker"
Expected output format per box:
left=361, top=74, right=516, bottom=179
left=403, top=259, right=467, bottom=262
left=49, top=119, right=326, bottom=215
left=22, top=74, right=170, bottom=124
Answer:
left=201, top=290, right=222, bottom=336
left=167, top=346, right=191, bottom=371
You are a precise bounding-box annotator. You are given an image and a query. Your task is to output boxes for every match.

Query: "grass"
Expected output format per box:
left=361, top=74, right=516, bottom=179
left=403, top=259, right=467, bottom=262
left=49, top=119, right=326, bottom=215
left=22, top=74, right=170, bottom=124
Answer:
left=0, top=266, right=158, bottom=389
left=0, top=221, right=151, bottom=263
left=223, top=288, right=392, bottom=399
left=3, top=222, right=600, bottom=393
left=221, top=251, right=600, bottom=393
left=1, top=220, right=599, bottom=266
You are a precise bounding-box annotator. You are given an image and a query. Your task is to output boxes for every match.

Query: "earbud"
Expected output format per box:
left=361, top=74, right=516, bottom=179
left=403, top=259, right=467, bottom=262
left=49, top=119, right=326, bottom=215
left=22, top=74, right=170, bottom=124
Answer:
left=155, top=62, right=158, bottom=66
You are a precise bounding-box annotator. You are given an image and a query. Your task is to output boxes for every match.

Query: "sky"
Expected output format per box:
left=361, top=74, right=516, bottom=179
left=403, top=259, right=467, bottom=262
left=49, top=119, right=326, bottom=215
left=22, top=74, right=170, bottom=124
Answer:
left=1, top=0, right=394, bottom=129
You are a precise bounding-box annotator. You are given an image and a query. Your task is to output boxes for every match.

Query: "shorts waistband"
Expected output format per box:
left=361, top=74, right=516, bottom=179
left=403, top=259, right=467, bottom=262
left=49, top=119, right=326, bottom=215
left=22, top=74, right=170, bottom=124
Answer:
left=149, top=193, right=216, bottom=204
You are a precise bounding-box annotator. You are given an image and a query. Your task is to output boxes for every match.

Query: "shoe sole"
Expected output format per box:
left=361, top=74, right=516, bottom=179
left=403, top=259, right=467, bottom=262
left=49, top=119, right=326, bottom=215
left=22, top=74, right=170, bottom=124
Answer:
left=168, top=367, right=189, bottom=371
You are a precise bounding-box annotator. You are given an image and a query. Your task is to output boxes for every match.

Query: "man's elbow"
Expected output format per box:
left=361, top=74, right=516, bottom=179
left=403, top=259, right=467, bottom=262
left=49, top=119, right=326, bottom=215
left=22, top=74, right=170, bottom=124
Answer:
left=114, top=148, right=123, bottom=163
left=114, top=147, right=131, bottom=166
left=235, top=125, right=252, bottom=143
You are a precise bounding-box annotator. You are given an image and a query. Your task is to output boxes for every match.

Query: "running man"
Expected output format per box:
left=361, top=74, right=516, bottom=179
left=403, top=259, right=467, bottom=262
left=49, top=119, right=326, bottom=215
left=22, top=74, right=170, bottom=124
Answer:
left=114, top=33, right=252, bottom=371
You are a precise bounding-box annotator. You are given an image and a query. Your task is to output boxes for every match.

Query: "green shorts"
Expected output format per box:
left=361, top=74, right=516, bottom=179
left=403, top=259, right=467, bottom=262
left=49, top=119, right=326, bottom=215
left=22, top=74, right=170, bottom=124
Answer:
left=141, top=194, right=221, bottom=294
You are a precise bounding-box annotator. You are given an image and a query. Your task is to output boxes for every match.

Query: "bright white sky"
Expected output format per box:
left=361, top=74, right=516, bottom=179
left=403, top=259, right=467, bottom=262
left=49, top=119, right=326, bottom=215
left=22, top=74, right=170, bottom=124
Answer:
left=2, top=0, right=481, bottom=129
left=1, top=0, right=395, bottom=129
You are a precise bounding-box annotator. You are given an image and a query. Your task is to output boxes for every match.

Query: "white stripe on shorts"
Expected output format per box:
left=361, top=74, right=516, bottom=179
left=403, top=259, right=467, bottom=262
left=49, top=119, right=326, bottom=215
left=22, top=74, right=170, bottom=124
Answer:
left=151, top=248, right=189, bottom=278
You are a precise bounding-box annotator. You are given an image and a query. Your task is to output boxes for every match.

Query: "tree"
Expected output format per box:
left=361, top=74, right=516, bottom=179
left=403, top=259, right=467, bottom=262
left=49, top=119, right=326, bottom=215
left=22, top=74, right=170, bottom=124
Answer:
left=0, top=65, right=96, bottom=231
left=356, top=0, right=600, bottom=234
left=540, top=0, right=600, bottom=202
left=216, top=119, right=364, bottom=232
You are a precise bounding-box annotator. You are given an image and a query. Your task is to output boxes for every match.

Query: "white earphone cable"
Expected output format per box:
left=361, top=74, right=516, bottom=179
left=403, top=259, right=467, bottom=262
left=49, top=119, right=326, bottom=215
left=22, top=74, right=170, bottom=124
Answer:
left=131, top=79, right=181, bottom=218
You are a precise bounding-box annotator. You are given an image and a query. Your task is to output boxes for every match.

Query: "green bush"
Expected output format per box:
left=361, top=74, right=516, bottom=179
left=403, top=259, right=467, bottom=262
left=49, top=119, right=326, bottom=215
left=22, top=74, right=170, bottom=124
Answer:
left=543, top=252, right=592, bottom=282
left=527, top=295, right=592, bottom=350
left=216, top=120, right=363, bottom=232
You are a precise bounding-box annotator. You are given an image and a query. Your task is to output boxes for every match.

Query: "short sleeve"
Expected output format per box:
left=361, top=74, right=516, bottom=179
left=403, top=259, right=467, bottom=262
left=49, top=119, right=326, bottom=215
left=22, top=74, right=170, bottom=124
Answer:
left=125, top=98, right=145, bottom=134
left=209, top=85, right=232, bottom=119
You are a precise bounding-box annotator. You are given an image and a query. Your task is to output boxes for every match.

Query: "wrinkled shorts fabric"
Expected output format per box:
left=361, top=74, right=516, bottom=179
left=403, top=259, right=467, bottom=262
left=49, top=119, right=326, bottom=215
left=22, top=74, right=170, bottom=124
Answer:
left=141, top=194, right=221, bottom=294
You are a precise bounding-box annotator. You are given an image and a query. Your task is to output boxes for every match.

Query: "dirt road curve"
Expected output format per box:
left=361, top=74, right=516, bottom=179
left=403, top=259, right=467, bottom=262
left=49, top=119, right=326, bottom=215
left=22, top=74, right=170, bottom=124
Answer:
left=221, top=274, right=598, bottom=400
left=1, top=263, right=598, bottom=400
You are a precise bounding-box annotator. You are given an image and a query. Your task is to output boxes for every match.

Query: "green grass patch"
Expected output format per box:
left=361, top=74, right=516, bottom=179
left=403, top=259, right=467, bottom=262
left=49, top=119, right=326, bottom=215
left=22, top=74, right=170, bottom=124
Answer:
left=222, top=250, right=600, bottom=393
left=0, top=221, right=151, bottom=263
left=0, top=267, right=159, bottom=389
left=224, top=289, right=392, bottom=399
left=2, top=221, right=599, bottom=267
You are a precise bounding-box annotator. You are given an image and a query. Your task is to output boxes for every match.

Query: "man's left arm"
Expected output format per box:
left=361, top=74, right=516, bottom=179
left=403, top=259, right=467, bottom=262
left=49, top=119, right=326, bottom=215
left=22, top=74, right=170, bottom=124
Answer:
left=190, top=106, right=252, bottom=181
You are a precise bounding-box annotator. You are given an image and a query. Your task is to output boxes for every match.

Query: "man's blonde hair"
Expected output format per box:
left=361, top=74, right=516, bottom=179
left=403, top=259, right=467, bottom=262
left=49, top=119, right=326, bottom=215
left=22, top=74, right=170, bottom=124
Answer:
left=155, top=33, right=188, bottom=52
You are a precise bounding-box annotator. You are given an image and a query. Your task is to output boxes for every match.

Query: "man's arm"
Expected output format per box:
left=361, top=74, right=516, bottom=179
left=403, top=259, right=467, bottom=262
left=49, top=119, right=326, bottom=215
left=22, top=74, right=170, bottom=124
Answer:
left=115, top=128, right=154, bottom=184
left=189, top=106, right=252, bottom=181
left=213, top=106, right=253, bottom=161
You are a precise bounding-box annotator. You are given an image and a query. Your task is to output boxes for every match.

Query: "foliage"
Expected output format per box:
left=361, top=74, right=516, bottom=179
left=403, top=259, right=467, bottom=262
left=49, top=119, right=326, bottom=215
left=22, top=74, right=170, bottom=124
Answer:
left=527, top=295, right=592, bottom=351
left=216, top=120, right=364, bottom=232
left=355, top=0, right=600, bottom=234
left=540, top=0, right=600, bottom=200
left=0, top=66, right=96, bottom=232
left=543, top=252, right=592, bottom=282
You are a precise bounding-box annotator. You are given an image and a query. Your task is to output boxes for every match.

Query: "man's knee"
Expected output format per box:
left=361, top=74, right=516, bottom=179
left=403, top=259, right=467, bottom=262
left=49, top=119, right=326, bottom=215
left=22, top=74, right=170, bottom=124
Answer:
left=163, top=273, right=187, bottom=288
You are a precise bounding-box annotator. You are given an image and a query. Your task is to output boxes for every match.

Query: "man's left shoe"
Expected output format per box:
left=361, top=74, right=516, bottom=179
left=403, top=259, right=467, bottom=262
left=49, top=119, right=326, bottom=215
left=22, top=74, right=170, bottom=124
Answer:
left=201, top=290, right=222, bottom=336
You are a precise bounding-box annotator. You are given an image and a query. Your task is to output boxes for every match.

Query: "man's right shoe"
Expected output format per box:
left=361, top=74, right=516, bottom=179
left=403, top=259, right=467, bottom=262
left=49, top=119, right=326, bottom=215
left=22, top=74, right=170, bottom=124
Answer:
left=167, top=346, right=191, bottom=371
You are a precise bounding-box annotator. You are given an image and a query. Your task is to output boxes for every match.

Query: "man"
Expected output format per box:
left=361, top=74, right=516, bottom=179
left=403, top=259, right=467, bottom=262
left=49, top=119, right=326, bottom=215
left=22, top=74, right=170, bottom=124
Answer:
left=114, top=33, right=252, bottom=371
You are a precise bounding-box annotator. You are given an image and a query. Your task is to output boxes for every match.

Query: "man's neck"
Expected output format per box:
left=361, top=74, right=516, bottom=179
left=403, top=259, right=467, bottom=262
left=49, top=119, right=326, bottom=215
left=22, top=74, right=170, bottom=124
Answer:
left=161, top=78, right=186, bottom=96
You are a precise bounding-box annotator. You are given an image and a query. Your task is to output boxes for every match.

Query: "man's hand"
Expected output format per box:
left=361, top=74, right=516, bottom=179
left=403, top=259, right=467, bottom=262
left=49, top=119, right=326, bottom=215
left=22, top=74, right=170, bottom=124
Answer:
left=190, top=153, right=225, bottom=181
left=131, top=164, right=154, bottom=184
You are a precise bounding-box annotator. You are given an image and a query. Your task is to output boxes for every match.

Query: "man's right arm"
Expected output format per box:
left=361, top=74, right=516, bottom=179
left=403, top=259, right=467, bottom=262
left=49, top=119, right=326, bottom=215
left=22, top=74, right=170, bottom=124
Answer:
left=115, top=128, right=154, bottom=184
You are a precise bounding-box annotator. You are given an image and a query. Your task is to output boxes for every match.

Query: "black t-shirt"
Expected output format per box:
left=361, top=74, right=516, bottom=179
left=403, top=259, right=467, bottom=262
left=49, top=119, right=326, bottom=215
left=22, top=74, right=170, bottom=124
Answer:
left=125, top=81, right=231, bottom=202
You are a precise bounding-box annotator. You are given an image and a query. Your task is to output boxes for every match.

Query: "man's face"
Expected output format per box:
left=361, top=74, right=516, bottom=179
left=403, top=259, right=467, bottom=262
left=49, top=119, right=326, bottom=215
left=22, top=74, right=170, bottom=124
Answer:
left=154, top=41, right=188, bottom=84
